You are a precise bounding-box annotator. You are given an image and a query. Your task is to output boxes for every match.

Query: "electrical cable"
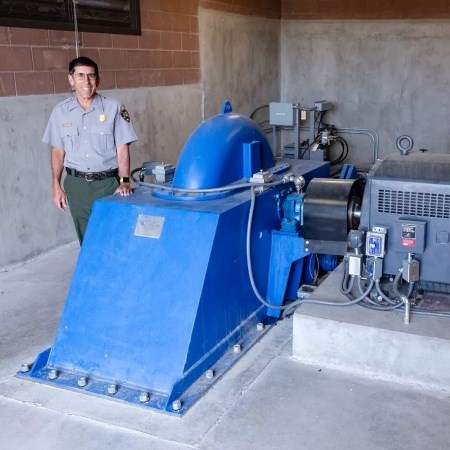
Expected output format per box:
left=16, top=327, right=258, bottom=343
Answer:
left=329, top=139, right=345, bottom=166
left=308, top=254, right=320, bottom=285
left=135, top=175, right=286, bottom=194
left=72, top=1, right=80, bottom=58
left=282, top=263, right=375, bottom=318
left=393, top=267, right=414, bottom=299
left=359, top=301, right=404, bottom=311
left=355, top=278, right=385, bottom=306
left=329, top=136, right=349, bottom=166
left=245, top=186, right=300, bottom=310
left=336, top=136, right=349, bottom=163
left=341, top=275, right=355, bottom=295
left=375, top=280, right=399, bottom=305
left=300, top=136, right=320, bottom=159
left=250, top=104, right=269, bottom=119
left=339, top=259, right=354, bottom=295
left=315, top=110, right=327, bottom=137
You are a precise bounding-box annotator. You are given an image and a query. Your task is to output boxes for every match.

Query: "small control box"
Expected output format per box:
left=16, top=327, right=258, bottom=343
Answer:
left=403, top=258, right=420, bottom=283
left=314, top=100, right=333, bottom=111
left=250, top=170, right=274, bottom=184
left=269, top=102, right=294, bottom=126
left=348, top=254, right=363, bottom=277
left=366, top=230, right=386, bottom=258
left=394, top=220, right=426, bottom=254
left=365, top=256, right=383, bottom=281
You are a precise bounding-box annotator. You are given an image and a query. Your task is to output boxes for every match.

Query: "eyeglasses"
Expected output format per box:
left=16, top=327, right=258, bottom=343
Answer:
left=72, top=72, right=97, bottom=81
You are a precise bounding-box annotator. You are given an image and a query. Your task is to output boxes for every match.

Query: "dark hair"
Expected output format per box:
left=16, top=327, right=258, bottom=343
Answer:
left=68, top=57, right=99, bottom=76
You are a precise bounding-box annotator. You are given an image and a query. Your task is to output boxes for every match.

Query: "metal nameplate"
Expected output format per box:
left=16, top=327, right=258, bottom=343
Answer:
left=134, top=215, right=165, bottom=239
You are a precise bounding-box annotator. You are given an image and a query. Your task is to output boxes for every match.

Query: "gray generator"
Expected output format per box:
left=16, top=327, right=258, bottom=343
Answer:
left=303, top=152, right=450, bottom=293
left=360, top=153, right=450, bottom=292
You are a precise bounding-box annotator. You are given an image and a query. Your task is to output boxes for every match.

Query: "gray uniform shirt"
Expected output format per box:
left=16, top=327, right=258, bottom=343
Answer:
left=43, top=94, right=138, bottom=172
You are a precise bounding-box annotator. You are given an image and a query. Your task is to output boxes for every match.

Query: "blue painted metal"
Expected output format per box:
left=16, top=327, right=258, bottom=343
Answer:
left=266, top=230, right=307, bottom=318
left=301, top=254, right=318, bottom=286
left=280, top=192, right=304, bottom=233
left=242, top=141, right=261, bottom=179
left=339, top=163, right=358, bottom=179
left=173, top=109, right=274, bottom=189
left=221, top=100, right=233, bottom=114
left=18, top=101, right=330, bottom=414
left=18, top=180, right=288, bottom=414
left=319, top=254, right=339, bottom=272
left=265, top=162, right=330, bottom=319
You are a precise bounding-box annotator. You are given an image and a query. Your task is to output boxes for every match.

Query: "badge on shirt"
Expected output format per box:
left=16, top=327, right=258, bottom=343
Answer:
left=62, top=123, right=72, bottom=128
left=120, top=109, right=131, bottom=122
left=99, top=114, right=107, bottom=122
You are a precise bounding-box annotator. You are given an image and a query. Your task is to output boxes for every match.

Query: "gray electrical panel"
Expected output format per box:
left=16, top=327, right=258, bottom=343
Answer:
left=269, top=102, right=294, bottom=126
left=394, top=219, right=426, bottom=254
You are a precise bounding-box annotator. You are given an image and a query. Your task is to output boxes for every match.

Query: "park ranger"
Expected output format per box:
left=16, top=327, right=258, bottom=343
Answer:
left=43, top=56, right=138, bottom=244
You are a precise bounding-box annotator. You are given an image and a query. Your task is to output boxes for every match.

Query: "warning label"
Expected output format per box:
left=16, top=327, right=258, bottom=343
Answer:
left=402, top=238, right=416, bottom=247
left=401, top=224, right=416, bottom=239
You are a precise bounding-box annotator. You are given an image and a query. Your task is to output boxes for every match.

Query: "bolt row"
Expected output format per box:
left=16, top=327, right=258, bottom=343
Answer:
left=19, top=322, right=266, bottom=414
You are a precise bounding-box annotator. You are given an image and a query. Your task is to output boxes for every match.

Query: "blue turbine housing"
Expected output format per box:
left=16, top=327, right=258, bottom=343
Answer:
left=173, top=106, right=274, bottom=189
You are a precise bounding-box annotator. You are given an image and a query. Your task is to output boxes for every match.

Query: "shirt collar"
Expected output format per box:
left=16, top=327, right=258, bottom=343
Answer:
left=67, top=94, right=103, bottom=112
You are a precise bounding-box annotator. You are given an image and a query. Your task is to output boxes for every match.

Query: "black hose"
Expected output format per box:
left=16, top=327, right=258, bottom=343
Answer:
left=250, top=104, right=269, bottom=119
left=329, top=139, right=345, bottom=166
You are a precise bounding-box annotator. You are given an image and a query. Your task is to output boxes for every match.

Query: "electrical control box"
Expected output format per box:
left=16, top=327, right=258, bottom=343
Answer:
left=250, top=170, right=273, bottom=183
left=403, top=258, right=420, bottom=282
left=394, top=220, right=426, bottom=254
left=269, top=102, right=294, bottom=126
left=366, top=230, right=386, bottom=257
left=348, top=254, right=363, bottom=276
left=365, top=256, right=383, bottom=281
left=314, top=100, right=333, bottom=111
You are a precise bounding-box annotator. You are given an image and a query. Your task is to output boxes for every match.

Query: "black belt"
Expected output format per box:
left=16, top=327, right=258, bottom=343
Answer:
left=66, top=167, right=118, bottom=182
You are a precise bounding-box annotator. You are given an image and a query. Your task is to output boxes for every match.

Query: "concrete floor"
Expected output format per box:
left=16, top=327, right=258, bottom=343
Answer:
left=1, top=244, right=450, bottom=450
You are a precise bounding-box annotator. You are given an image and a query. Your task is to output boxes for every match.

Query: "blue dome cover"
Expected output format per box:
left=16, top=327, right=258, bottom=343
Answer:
left=173, top=110, right=275, bottom=189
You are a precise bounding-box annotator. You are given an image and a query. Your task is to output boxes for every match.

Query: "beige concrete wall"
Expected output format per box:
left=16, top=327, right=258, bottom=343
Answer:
left=1, top=7, right=281, bottom=268
left=0, top=85, right=202, bottom=269
left=199, top=8, right=280, bottom=118
left=280, top=20, right=450, bottom=167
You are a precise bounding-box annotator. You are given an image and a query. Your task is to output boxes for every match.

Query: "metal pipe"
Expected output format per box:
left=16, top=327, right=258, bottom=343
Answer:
left=403, top=296, right=410, bottom=325
left=335, top=128, right=380, bottom=164
left=298, top=126, right=380, bottom=165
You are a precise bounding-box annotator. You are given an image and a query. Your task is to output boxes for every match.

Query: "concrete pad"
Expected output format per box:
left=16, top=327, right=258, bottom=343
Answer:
left=0, top=243, right=78, bottom=382
left=293, top=265, right=450, bottom=392
left=0, top=321, right=292, bottom=448
left=2, top=245, right=450, bottom=449
left=0, top=396, right=191, bottom=450
left=200, top=356, right=450, bottom=450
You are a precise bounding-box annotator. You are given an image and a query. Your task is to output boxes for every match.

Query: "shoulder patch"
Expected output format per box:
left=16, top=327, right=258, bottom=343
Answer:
left=120, top=108, right=131, bottom=122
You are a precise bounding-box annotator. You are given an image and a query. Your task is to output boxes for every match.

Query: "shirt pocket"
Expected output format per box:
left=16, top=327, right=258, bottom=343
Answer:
left=92, top=124, right=115, bottom=153
left=61, top=126, right=79, bottom=153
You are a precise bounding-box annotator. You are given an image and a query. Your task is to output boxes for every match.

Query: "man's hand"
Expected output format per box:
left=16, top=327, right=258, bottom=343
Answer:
left=116, top=182, right=132, bottom=196
left=52, top=184, right=67, bottom=210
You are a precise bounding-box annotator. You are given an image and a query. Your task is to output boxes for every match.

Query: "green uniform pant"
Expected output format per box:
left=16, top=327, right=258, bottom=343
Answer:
left=64, top=174, right=118, bottom=244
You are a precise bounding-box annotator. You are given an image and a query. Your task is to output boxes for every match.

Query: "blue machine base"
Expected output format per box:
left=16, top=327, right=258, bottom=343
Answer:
left=16, top=159, right=329, bottom=416
left=17, top=309, right=275, bottom=416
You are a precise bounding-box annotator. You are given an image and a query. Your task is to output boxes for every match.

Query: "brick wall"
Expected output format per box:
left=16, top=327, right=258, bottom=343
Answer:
left=0, top=0, right=201, bottom=97
left=0, top=0, right=284, bottom=97
left=282, top=0, right=450, bottom=20
left=6, top=1, right=444, bottom=97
